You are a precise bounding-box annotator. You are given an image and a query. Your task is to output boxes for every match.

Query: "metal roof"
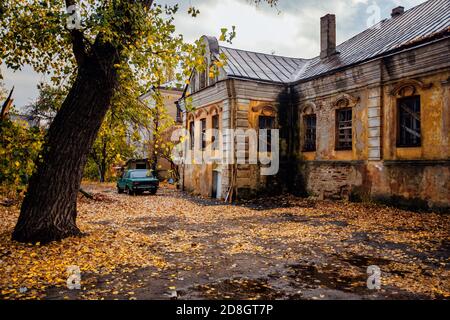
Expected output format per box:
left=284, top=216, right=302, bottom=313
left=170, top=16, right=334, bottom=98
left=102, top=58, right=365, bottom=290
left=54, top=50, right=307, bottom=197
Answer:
left=219, top=0, right=450, bottom=84
left=219, top=46, right=308, bottom=84
left=294, top=0, right=450, bottom=82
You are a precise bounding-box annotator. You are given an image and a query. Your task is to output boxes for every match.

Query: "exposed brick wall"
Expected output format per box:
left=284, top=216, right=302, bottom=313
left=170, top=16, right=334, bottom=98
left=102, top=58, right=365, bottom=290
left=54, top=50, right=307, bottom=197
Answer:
left=301, top=161, right=365, bottom=200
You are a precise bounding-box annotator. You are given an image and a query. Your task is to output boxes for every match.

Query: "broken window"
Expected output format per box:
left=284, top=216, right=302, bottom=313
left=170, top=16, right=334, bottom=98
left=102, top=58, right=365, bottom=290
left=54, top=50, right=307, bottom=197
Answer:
left=189, top=121, right=195, bottom=150
left=259, top=116, right=275, bottom=152
left=336, top=108, right=352, bottom=150
left=303, top=114, right=317, bottom=152
left=200, top=118, right=207, bottom=151
left=398, top=96, right=421, bottom=147
left=212, top=115, right=219, bottom=150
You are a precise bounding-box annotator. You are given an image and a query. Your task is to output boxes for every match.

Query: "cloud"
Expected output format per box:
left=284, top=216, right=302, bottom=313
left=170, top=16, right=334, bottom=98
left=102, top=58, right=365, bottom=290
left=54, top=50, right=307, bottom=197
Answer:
left=3, top=0, right=427, bottom=108
left=1, top=64, right=44, bottom=111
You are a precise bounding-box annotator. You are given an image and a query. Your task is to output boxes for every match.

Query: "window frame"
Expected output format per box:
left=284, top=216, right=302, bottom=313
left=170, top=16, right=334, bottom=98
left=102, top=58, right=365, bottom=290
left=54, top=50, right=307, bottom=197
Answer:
left=258, top=116, right=275, bottom=153
left=188, top=121, right=195, bottom=150
left=212, top=114, right=220, bottom=151
left=200, top=118, right=207, bottom=151
left=335, top=107, right=353, bottom=151
left=397, top=95, right=421, bottom=148
left=302, top=114, right=317, bottom=152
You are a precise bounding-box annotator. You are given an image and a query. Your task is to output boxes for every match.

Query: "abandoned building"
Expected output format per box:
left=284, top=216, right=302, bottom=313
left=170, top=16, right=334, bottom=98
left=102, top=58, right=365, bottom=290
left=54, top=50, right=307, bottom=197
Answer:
left=136, top=84, right=183, bottom=179
left=177, top=0, right=450, bottom=210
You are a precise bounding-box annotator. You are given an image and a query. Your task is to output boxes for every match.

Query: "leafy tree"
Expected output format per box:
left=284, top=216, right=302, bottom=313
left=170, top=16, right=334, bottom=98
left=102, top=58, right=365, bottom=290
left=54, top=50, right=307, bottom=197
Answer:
left=0, top=0, right=274, bottom=243
left=26, top=82, right=151, bottom=183
left=0, top=114, right=44, bottom=199
left=146, top=89, right=181, bottom=181
left=25, top=83, right=67, bottom=127
left=88, top=83, right=151, bottom=182
left=0, top=81, right=7, bottom=102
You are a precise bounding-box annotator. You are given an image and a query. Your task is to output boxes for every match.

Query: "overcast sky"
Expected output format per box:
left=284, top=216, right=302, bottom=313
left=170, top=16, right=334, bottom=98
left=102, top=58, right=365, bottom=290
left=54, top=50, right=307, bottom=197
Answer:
left=2, top=0, right=426, bottom=109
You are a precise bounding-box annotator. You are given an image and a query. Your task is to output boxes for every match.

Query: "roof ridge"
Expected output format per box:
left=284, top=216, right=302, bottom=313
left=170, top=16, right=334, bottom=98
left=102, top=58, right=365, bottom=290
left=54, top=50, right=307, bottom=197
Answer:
left=219, top=45, right=308, bottom=61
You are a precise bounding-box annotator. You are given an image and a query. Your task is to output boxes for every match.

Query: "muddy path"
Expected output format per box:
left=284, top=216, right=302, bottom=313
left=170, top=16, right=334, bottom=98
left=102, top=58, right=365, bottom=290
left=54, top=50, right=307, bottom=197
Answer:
left=43, top=184, right=449, bottom=300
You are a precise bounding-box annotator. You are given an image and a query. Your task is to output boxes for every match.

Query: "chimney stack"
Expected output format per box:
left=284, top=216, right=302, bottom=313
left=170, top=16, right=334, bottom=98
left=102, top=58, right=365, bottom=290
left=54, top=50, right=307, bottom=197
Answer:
left=391, top=6, right=405, bottom=18
left=320, top=14, right=337, bottom=59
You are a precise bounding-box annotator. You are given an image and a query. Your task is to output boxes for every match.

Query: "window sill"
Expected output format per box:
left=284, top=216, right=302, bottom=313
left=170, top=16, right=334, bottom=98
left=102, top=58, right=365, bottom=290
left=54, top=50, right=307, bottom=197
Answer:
left=335, top=148, right=352, bottom=151
left=396, top=145, right=422, bottom=149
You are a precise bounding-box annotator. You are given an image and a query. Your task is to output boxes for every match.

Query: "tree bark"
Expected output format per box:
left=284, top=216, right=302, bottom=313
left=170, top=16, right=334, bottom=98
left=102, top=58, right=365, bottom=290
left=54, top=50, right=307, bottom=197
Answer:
left=12, top=41, right=119, bottom=243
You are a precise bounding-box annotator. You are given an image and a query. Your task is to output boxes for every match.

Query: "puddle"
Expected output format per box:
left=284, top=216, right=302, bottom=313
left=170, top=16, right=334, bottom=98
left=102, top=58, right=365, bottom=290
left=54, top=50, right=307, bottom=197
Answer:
left=285, top=263, right=367, bottom=293
left=342, top=254, right=391, bottom=268
left=180, top=277, right=287, bottom=300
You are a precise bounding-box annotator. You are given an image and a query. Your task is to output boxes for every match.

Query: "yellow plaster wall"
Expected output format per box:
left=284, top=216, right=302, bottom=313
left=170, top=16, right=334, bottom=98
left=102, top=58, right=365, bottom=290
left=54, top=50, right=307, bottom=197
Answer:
left=383, top=72, right=450, bottom=161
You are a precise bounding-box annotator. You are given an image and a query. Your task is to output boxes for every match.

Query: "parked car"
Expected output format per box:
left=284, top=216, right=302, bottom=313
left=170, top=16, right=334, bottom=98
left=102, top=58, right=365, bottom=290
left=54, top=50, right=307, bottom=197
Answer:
left=117, top=169, right=159, bottom=195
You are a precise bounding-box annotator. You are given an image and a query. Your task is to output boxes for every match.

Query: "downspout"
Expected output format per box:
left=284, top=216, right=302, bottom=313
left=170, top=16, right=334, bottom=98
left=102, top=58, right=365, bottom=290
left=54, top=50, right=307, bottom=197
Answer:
left=225, top=78, right=237, bottom=202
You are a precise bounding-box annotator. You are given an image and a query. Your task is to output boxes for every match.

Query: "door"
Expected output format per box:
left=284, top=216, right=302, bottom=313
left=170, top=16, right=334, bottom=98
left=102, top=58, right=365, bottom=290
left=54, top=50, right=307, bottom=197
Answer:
left=212, top=171, right=222, bottom=199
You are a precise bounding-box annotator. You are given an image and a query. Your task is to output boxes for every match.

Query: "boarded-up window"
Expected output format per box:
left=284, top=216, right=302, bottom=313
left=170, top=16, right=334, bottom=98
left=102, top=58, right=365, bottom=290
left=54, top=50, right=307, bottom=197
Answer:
left=398, top=96, right=421, bottom=147
left=189, top=121, right=194, bottom=150
left=303, top=114, right=316, bottom=152
left=212, top=115, right=219, bottom=150
left=336, top=108, right=352, bottom=150
left=259, top=116, right=275, bottom=152
left=200, top=118, right=207, bottom=150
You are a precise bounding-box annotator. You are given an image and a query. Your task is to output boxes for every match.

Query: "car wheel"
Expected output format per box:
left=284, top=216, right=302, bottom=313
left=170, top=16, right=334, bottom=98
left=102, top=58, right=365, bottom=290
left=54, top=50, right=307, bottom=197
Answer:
left=126, top=187, right=134, bottom=196
left=150, top=189, right=157, bottom=195
left=117, top=187, right=124, bottom=194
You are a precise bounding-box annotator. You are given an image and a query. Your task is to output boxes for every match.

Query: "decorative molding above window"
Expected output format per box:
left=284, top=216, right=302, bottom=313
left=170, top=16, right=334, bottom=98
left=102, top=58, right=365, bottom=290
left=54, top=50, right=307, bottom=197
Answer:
left=301, top=101, right=317, bottom=115
left=195, top=108, right=208, bottom=119
left=390, top=79, right=432, bottom=97
left=209, top=105, right=222, bottom=116
left=251, top=105, right=276, bottom=117
left=333, top=93, right=360, bottom=109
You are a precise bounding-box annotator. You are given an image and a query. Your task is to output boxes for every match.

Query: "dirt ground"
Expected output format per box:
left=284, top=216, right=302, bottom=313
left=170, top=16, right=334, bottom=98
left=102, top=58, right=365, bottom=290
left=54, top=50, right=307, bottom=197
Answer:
left=0, top=183, right=449, bottom=300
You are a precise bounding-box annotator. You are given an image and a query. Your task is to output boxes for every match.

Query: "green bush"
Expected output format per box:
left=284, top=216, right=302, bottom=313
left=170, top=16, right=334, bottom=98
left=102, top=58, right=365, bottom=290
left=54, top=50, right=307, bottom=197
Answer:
left=0, top=119, right=44, bottom=198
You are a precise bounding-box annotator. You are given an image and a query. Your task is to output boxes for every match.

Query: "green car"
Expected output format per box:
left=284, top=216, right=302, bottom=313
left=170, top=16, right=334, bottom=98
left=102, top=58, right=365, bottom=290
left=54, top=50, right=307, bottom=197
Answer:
left=117, top=169, right=159, bottom=195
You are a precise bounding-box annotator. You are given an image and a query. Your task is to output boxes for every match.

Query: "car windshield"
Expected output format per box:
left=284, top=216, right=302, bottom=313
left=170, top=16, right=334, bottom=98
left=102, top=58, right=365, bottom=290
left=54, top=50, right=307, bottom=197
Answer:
left=130, top=170, right=152, bottom=178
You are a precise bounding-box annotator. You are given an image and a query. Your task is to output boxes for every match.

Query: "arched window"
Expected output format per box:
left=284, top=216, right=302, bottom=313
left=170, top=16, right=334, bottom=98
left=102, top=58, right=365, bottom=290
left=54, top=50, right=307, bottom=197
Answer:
left=333, top=94, right=359, bottom=151
left=301, top=103, right=317, bottom=152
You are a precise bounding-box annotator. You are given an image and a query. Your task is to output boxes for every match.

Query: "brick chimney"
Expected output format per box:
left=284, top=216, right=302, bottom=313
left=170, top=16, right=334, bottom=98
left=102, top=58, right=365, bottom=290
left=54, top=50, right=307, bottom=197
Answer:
left=320, top=14, right=337, bottom=59
left=391, top=6, right=405, bottom=18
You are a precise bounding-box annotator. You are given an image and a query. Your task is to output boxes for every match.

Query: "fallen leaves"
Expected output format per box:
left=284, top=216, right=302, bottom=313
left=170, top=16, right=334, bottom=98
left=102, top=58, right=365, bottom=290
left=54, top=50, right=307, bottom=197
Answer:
left=0, top=182, right=448, bottom=300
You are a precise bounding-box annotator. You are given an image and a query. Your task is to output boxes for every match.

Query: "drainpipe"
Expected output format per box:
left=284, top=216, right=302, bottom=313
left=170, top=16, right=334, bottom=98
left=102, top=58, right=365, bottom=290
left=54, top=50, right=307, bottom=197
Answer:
left=225, top=78, right=237, bottom=202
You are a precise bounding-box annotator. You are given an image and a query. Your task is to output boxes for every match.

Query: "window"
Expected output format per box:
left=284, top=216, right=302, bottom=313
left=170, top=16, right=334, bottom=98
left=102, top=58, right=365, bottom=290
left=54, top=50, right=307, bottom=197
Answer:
left=199, top=60, right=208, bottom=90
left=200, top=118, right=207, bottom=150
left=191, top=75, right=196, bottom=93
left=189, top=121, right=195, bottom=150
left=176, top=103, right=182, bottom=123
left=398, top=96, right=421, bottom=147
left=336, top=108, right=352, bottom=150
left=259, top=116, right=275, bottom=152
left=303, top=114, right=317, bottom=152
left=212, top=115, right=219, bottom=150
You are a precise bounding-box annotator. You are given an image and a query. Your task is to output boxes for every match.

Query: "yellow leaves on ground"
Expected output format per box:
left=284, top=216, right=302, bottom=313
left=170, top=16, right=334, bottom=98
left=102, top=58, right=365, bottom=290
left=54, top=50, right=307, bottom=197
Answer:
left=0, top=182, right=449, bottom=300
left=0, top=190, right=167, bottom=300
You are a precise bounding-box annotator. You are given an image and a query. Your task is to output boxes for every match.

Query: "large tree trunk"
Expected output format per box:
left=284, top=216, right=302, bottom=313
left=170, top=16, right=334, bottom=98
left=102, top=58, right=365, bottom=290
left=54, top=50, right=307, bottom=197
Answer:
left=12, top=42, right=118, bottom=243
